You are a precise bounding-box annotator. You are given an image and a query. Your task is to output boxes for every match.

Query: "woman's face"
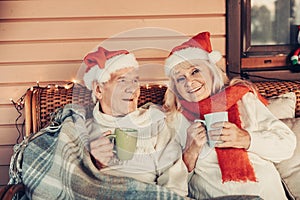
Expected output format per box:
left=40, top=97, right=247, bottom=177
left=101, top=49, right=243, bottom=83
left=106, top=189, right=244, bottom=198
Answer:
left=172, top=60, right=212, bottom=102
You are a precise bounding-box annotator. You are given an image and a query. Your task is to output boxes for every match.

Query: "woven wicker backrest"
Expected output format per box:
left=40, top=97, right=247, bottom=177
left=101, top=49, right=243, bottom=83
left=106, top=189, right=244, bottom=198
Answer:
left=24, top=81, right=300, bottom=136
left=24, top=84, right=167, bottom=136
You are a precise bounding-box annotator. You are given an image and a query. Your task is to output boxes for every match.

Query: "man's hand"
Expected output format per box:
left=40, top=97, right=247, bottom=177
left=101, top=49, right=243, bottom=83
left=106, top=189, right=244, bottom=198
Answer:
left=90, top=130, right=114, bottom=168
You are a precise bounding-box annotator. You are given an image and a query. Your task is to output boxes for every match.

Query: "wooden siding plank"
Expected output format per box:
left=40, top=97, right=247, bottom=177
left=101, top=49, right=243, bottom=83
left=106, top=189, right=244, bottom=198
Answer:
left=0, top=126, right=20, bottom=145
left=0, top=64, right=81, bottom=84
left=0, top=17, right=225, bottom=41
left=0, top=38, right=225, bottom=62
left=0, top=166, right=9, bottom=185
left=0, top=106, right=24, bottom=125
left=0, top=146, right=13, bottom=165
left=0, top=86, right=30, bottom=104
left=0, top=0, right=225, bottom=19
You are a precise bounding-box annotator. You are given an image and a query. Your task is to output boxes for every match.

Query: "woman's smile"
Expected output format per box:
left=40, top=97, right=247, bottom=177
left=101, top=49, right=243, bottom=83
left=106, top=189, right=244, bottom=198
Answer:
left=187, top=84, right=204, bottom=93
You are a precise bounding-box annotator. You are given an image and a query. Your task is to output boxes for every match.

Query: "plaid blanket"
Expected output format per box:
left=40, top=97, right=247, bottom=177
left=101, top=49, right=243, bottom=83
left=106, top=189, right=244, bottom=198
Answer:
left=9, top=104, right=186, bottom=200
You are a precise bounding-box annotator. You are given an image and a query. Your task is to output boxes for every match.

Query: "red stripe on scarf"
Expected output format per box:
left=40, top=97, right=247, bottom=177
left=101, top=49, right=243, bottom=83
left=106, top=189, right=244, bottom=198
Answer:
left=180, top=85, right=267, bottom=182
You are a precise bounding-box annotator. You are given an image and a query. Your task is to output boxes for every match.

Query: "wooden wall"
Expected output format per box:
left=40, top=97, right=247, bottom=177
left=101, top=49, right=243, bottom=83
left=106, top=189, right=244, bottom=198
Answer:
left=0, top=0, right=226, bottom=185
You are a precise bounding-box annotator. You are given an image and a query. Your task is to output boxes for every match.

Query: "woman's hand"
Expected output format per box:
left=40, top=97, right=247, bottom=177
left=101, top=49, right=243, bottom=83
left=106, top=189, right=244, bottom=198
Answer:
left=210, top=121, right=251, bottom=149
left=90, top=130, right=114, bottom=169
left=183, top=122, right=207, bottom=172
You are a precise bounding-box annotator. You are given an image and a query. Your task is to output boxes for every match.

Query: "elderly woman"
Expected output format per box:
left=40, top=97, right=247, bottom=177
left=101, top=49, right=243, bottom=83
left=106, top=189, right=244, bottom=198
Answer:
left=163, top=32, right=297, bottom=200
left=83, top=46, right=188, bottom=197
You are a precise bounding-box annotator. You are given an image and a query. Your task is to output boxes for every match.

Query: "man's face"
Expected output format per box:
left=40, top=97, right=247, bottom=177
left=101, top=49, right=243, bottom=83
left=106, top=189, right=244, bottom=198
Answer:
left=97, top=67, right=140, bottom=116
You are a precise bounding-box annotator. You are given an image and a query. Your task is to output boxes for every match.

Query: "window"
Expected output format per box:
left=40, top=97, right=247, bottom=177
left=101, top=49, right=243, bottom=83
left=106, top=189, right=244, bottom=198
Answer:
left=227, top=0, right=300, bottom=81
left=244, top=0, right=299, bottom=56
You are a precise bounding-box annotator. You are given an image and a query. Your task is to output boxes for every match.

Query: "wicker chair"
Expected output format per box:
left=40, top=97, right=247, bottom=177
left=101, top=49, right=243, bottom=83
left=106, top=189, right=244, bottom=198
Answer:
left=1, top=80, right=300, bottom=199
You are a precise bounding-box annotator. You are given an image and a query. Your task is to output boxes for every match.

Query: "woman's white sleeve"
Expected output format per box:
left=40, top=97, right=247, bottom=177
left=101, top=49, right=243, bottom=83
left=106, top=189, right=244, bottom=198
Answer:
left=241, top=93, right=296, bottom=163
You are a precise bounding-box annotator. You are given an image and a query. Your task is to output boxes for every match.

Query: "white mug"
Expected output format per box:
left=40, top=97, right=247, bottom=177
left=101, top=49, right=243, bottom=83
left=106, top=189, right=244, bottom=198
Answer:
left=195, top=111, right=228, bottom=147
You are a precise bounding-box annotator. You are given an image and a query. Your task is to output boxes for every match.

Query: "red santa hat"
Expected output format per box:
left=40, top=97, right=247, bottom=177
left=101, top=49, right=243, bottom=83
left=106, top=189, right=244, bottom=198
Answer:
left=164, top=31, right=222, bottom=76
left=83, top=46, right=138, bottom=90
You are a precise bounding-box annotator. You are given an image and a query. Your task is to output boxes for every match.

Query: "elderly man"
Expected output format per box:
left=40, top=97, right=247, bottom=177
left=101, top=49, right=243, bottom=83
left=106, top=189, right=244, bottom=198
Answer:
left=16, top=46, right=188, bottom=200
left=83, top=46, right=188, bottom=197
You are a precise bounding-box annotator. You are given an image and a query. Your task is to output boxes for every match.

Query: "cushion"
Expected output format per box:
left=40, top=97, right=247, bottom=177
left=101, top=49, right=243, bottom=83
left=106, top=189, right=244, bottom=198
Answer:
left=267, top=92, right=296, bottom=119
left=275, top=118, right=300, bottom=199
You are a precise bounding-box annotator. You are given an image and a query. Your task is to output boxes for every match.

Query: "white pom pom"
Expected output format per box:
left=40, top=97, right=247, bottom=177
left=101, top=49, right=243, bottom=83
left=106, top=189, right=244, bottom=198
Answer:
left=83, top=66, right=98, bottom=90
left=208, top=50, right=222, bottom=64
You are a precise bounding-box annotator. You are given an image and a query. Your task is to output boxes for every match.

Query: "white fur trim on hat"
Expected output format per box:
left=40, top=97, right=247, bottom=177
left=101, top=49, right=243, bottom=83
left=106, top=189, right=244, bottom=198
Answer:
left=83, top=53, right=138, bottom=90
left=164, top=47, right=222, bottom=76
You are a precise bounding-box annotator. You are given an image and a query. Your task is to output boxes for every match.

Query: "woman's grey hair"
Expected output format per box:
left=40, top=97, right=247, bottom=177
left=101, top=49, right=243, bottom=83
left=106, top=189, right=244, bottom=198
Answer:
left=163, top=59, right=227, bottom=115
left=169, top=60, right=225, bottom=98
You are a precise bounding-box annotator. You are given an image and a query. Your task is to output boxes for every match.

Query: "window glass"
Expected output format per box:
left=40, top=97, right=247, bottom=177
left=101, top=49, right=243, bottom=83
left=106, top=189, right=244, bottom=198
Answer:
left=251, top=0, right=300, bottom=46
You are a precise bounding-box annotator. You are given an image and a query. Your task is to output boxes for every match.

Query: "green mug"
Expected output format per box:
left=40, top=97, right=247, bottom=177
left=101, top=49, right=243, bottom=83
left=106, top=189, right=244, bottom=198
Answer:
left=108, top=128, right=138, bottom=161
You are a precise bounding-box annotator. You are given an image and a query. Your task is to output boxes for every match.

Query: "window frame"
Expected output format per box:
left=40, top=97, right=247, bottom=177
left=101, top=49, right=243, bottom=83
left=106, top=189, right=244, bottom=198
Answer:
left=243, top=0, right=295, bottom=57
left=226, top=0, right=299, bottom=81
